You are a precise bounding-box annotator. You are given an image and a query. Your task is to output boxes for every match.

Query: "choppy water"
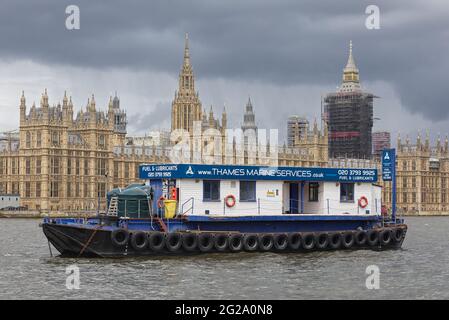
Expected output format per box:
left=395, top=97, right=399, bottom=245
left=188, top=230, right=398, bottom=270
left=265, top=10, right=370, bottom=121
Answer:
left=0, top=217, right=448, bottom=299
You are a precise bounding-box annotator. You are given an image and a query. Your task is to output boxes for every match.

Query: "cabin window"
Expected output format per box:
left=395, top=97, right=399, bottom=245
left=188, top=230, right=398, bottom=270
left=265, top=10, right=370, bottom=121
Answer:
left=309, top=183, right=319, bottom=202
left=340, top=183, right=354, bottom=202
left=203, top=180, right=220, bottom=201
left=240, top=181, right=256, bottom=202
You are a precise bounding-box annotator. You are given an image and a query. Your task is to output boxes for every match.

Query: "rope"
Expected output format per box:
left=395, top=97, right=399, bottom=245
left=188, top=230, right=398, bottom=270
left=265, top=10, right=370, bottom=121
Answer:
left=45, top=225, right=105, bottom=258
left=78, top=226, right=101, bottom=257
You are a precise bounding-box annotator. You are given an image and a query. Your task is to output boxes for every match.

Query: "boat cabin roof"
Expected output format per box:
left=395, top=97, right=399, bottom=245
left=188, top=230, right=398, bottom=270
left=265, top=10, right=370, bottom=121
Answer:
left=139, top=163, right=378, bottom=183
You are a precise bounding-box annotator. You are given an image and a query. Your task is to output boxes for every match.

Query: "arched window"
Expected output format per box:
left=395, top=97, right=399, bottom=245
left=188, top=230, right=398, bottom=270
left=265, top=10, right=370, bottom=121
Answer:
left=36, top=131, right=41, bottom=147
left=26, top=132, right=31, bottom=148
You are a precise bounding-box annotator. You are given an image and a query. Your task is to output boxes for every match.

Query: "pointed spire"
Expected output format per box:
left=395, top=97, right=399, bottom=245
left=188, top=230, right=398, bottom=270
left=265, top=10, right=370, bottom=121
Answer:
left=62, top=91, right=68, bottom=109
left=184, top=33, right=190, bottom=67
left=345, top=40, right=358, bottom=71
left=340, top=40, right=361, bottom=92
left=41, top=88, right=49, bottom=108
left=109, top=96, right=113, bottom=110
left=246, top=96, right=253, bottom=112
left=20, top=90, right=25, bottom=103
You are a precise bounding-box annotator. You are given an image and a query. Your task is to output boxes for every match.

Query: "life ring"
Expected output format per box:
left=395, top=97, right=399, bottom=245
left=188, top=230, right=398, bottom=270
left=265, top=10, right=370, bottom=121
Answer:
left=358, top=196, right=368, bottom=208
left=224, top=194, right=236, bottom=208
left=157, top=196, right=165, bottom=208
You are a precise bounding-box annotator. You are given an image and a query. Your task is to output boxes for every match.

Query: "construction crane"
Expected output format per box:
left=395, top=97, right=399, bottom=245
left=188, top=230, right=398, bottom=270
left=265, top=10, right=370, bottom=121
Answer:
left=0, top=129, right=19, bottom=152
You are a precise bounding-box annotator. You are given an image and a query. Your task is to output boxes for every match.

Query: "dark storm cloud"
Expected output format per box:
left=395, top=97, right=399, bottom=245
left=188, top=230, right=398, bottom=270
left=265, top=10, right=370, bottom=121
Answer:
left=0, top=0, right=448, bottom=121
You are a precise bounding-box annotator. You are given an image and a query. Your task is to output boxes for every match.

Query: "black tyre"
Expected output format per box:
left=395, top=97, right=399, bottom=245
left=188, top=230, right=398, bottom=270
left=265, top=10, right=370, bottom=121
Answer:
left=273, top=233, right=288, bottom=251
left=214, top=233, right=229, bottom=251
left=111, top=228, right=129, bottom=248
left=355, top=230, right=367, bottom=246
left=315, top=232, right=329, bottom=250
left=288, top=233, right=302, bottom=250
left=182, top=233, right=198, bottom=252
left=302, top=233, right=315, bottom=250
left=379, top=229, right=392, bottom=246
left=148, top=232, right=165, bottom=252
left=166, top=232, right=182, bottom=252
left=198, top=233, right=214, bottom=252
left=392, top=227, right=404, bottom=243
left=367, top=229, right=379, bottom=246
left=329, top=232, right=342, bottom=250
left=243, top=234, right=259, bottom=251
left=258, top=234, right=274, bottom=251
left=229, top=233, right=243, bottom=252
left=130, top=231, right=148, bottom=251
left=342, top=232, right=355, bottom=249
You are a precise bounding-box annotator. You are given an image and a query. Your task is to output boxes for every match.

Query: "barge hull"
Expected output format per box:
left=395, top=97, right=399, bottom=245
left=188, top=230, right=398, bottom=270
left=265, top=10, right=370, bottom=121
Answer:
left=42, top=221, right=407, bottom=258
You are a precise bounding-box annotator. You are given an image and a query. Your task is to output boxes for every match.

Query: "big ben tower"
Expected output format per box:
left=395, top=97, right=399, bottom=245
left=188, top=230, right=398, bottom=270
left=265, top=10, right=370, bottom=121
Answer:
left=171, top=33, right=202, bottom=133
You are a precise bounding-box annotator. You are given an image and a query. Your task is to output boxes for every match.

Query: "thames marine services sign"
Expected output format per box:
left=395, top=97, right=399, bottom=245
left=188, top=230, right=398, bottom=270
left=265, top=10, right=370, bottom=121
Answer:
left=139, top=164, right=377, bottom=183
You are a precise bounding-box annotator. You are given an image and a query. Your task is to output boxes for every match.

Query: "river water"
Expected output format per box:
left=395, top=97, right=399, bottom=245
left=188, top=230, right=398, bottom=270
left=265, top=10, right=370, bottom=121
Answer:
left=0, top=217, right=448, bottom=299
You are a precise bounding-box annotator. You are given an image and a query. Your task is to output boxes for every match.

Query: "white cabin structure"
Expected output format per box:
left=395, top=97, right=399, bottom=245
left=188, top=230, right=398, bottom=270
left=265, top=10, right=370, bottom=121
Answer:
left=139, top=164, right=381, bottom=217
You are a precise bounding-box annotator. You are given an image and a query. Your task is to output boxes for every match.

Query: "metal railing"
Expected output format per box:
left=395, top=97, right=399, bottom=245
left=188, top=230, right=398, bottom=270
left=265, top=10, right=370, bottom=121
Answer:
left=180, top=197, right=194, bottom=215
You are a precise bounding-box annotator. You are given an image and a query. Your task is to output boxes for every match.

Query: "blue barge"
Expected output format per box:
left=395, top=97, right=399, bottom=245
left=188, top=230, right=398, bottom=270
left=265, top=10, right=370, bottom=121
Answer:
left=41, top=163, right=407, bottom=257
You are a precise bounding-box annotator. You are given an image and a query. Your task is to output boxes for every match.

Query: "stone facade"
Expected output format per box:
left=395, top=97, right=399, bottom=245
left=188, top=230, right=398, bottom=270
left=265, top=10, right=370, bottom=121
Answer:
left=0, top=35, right=329, bottom=213
left=380, top=133, right=449, bottom=215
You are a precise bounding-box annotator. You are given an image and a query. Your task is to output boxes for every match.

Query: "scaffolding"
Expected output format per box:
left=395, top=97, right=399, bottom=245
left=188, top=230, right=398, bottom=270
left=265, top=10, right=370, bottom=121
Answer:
left=324, top=91, right=375, bottom=159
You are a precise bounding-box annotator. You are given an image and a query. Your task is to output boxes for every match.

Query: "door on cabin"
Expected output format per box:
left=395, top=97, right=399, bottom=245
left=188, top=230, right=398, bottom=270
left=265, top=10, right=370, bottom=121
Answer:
left=289, top=183, right=299, bottom=214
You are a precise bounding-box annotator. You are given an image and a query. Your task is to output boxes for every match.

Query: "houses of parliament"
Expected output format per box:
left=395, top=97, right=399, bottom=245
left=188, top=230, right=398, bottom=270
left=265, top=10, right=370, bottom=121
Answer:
left=0, top=34, right=328, bottom=212
left=0, top=35, right=447, bottom=214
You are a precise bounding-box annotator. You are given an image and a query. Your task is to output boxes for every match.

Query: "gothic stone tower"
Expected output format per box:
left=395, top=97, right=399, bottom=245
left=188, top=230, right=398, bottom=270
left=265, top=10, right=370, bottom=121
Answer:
left=171, top=34, right=202, bottom=133
left=324, top=41, right=374, bottom=159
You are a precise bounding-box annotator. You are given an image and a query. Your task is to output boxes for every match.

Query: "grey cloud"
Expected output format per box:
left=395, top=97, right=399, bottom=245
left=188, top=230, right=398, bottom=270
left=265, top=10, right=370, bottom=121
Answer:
left=0, top=0, right=448, bottom=125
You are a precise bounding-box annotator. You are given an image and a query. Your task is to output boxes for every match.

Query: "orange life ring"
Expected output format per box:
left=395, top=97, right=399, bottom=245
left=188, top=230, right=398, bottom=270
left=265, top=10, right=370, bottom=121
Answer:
left=358, top=196, right=368, bottom=208
left=157, top=196, right=165, bottom=208
left=225, top=194, right=236, bottom=208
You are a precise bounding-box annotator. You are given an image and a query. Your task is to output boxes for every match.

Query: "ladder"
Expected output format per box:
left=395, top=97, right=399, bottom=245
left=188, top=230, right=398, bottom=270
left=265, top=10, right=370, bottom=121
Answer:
left=154, top=216, right=168, bottom=232
left=108, top=196, right=118, bottom=216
